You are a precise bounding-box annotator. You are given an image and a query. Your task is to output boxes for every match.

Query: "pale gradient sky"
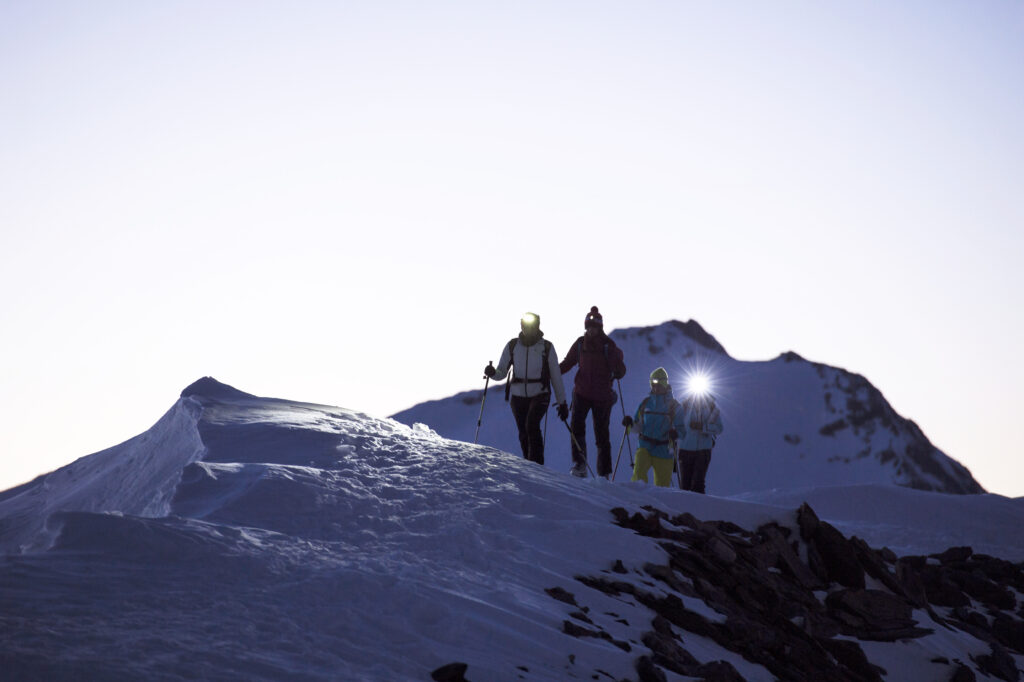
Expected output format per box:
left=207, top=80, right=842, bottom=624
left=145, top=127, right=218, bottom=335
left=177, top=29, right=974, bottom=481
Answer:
left=2, top=1, right=1022, bottom=496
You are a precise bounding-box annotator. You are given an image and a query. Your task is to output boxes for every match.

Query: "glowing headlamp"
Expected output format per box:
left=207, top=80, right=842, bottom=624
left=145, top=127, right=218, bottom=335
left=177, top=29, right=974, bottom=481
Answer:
left=686, top=372, right=711, bottom=397
left=521, top=313, right=539, bottom=327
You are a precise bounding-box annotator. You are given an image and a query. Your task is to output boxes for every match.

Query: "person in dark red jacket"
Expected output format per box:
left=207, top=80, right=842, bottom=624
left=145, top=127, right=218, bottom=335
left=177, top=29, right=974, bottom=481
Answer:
left=559, top=307, right=627, bottom=478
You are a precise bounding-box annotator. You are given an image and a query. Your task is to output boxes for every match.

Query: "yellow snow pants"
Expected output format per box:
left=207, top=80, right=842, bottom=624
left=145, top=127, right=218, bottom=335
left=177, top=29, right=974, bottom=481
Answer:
left=631, top=448, right=675, bottom=487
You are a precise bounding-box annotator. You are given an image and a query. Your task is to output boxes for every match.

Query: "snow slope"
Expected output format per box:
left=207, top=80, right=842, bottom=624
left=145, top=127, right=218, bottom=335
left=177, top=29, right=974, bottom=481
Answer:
left=394, top=320, right=983, bottom=496
left=0, top=378, right=1019, bottom=681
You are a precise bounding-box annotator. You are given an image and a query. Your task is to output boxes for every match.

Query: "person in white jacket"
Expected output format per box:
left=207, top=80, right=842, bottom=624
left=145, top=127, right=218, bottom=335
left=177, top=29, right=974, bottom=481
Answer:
left=677, top=390, right=724, bottom=493
left=485, top=312, right=568, bottom=466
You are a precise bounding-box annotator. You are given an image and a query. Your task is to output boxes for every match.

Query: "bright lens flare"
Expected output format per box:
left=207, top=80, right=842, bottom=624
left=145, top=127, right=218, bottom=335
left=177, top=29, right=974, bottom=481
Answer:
left=521, top=313, right=538, bottom=327
left=687, top=373, right=711, bottom=397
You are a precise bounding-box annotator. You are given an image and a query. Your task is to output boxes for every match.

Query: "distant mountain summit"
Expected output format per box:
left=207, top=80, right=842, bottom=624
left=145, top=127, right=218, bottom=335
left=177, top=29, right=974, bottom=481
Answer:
left=394, top=320, right=984, bottom=495
left=181, top=376, right=257, bottom=402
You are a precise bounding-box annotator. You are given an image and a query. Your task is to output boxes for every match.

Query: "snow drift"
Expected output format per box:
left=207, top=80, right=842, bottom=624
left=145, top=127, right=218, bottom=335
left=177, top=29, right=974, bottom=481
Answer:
left=0, top=377, right=1020, bottom=681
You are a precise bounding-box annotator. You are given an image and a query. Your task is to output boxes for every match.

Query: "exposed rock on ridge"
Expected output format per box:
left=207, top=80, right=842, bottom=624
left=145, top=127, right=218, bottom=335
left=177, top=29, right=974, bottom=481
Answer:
left=545, top=503, right=1022, bottom=682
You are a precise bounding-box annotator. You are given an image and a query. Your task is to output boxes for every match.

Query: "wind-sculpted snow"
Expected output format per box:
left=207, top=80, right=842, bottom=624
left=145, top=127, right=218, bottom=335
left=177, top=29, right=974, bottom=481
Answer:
left=0, top=378, right=1020, bottom=681
left=0, top=396, right=206, bottom=553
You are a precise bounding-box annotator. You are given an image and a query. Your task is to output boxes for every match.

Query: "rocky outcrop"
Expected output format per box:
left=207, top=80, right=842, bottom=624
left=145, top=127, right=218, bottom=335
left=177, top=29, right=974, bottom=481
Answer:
left=545, top=503, right=1022, bottom=682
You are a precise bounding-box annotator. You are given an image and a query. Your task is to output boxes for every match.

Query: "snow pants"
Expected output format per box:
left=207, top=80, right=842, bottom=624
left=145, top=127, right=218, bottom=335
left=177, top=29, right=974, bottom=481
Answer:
left=570, top=394, right=614, bottom=477
left=679, top=448, right=712, bottom=493
left=631, top=448, right=674, bottom=487
left=510, top=393, right=550, bottom=465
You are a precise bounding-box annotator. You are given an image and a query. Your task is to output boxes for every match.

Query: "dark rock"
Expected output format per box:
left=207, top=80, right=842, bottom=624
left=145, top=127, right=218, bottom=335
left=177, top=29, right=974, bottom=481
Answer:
left=545, top=586, right=578, bottom=606
left=806, top=541, right=830, bottom=585
left=651, top=615, right=675, bottom=637
left=820, top=418, right=850, bottom=436
left=757, top=523, right=824, bottom=590
left=669, top=511, right=702, bottom=529
left=641, top=630, right=699, bottom=674
left=693, top=660, right=747, bottom=682
left=797, top=606, right=842, bottom=639
left=957, top=570, right=1016, bottom=610
left=562, top=620, right=631, bottom=652
left=797, top=502, right=820, bottom=540
left=950, top=663, right=977, bottom=682
left=575, top=575, right=636, bottom=597
left=952, top=607, right=990, bottom=632
left=707, top=536, right=738, bottom=565
left=635, top=655, right=667, bottom=682
left=896, top=558, right=929, bottom=608
left=617, top=510, right=692, bottom=542
left=901, top=555, right=928, bottom=571
left=636, top=592, right=717, bottom=639
left=570, top=610, right=594, bottom=624
left=850, top=536, right=906, bottom=597
left=811, top=520, right=866, bottom=589
left=662, top=542, right=718, bottom=578
left=611, top=507, right=631, bottom=524
left=612, top=559, right=628, bottom=574
left=820, top=638, right=884, bottom=682
left=975, top=642, right=1020, bottom=681
left=934, top=546, right=974, bottom=564
left=431, top=662, right=469, bottom=682
left=921, top=565, right=971, bottom=608
left=707, top=519, right=750, bottom=537
left=972, top=555, right=1024, bottom=590
left=992, top=613, right=1024, bottom=654
left=826, top=589, right=931, bottom=641
left=644, top=562, right=696, bottom=596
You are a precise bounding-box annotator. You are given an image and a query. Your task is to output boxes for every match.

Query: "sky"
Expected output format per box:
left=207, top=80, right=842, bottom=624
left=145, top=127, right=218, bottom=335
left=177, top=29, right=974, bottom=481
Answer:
left=1, top=1, right=1022, bottom=496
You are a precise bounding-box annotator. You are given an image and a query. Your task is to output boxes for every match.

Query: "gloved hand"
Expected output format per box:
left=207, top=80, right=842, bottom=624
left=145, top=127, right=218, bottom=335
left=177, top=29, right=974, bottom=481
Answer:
left=612, top=369, right=625, bottom=380
left=484, top=364, right=496, bottom=378
left=621, top=415, right=633, bottom=428
left=557, top=403, right=569, bottom=421
left=668, top=428, right=678, bottom=441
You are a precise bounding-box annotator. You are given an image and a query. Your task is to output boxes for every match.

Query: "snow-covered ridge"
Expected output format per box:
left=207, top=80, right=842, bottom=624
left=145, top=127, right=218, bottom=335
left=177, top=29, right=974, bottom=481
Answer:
left=0, top=394, right=206, bottom=553
left=0, top=378, right=1021, bottom=680
left=394, top=319, right=983, bottom=496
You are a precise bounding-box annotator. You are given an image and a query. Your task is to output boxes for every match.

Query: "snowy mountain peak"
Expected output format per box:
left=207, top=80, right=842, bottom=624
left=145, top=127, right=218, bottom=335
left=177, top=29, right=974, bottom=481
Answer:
left=609, top=318, right=729, bottom=357
left=180, top=376, right=257, bottom=402
left=395, top=319, right=983, bottom=496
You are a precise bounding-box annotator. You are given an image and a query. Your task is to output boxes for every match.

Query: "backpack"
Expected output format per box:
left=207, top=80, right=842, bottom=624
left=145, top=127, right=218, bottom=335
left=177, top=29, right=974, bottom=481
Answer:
left=574, top=337, right=618, bottom=404
left=504, top=338, right=551, bottom=402
left=577, top=337, right=611, bottom=375
left=637, top=396, right=677, bottom=446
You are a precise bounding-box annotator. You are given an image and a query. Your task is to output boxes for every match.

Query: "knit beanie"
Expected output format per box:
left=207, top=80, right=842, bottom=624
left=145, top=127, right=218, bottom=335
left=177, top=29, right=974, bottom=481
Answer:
left=584, top=306, right=603, bottom=329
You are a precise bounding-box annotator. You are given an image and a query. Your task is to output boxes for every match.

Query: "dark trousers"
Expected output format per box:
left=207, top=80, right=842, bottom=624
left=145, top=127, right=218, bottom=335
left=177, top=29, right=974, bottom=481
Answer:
left=679, top=449, right=712, bottom=493
left=570, top=394, right=613, bottom=477
left=510, top=394, right=550, bottom=465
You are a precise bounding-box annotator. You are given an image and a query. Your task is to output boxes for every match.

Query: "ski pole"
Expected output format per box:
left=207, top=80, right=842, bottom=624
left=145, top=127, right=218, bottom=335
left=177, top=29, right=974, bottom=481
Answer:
left=611, top=428, right=628, bottom=481
left=562, top=417, right=596, bottom=479
left=673, top=439, right=683, bottom=489
left=616, top=379, right=634, bottom=467
left=474, top=362, right=493, bottom=444
left=543, top=406, right=549, bottom=446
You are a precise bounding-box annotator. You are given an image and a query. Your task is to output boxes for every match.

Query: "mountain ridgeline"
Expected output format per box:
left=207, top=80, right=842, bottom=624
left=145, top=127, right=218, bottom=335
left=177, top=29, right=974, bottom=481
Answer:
left=393, top=320, right=983, bottom=496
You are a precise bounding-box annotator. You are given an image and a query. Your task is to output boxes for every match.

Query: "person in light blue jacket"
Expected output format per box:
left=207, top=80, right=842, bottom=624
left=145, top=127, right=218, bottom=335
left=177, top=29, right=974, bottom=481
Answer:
left=677, top=391, right=724, bottom=493
left=622, top=367, right=689, bottom=487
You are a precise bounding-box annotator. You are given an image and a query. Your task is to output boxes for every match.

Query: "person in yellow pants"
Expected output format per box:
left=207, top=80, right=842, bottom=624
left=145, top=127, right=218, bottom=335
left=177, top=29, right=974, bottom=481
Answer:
left=623, top=367, right=688, bottom=487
